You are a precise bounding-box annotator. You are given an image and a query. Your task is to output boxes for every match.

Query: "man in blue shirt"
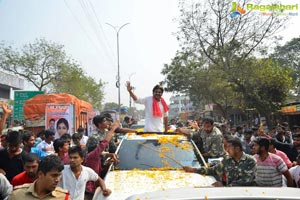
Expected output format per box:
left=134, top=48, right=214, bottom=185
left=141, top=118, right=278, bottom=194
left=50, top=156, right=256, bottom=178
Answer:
left=22, top=131, right=46, bottom=159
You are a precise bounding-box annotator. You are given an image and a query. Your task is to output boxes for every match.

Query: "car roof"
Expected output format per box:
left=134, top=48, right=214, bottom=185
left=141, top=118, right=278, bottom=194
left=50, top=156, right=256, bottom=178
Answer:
left=125, top=187, right=300, bottom=200
left=124, top=133, right=187, bottom=141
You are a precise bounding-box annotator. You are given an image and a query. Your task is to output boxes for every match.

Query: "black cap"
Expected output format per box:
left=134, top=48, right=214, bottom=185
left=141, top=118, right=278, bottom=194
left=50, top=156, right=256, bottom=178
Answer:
left=102, top=113, right=113, bottom=122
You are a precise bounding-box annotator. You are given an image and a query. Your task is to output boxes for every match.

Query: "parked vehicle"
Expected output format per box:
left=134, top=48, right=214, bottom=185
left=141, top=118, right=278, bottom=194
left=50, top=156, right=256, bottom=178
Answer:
left=23, top=93, right=93, bottom=134
left=92, top=133, right=216, bottom=200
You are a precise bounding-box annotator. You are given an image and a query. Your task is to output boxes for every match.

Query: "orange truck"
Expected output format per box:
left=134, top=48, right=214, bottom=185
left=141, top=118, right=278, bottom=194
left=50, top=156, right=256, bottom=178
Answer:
left=23, top=93, right=93, bottom=135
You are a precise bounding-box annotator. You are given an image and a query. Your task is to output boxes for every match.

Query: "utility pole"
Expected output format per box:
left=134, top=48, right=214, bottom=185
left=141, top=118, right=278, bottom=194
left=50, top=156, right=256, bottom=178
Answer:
left=106, top=22, right=130, bottom=114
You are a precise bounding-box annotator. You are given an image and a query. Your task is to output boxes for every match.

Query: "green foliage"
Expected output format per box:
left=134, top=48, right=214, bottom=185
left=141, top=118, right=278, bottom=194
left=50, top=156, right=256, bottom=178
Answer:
left=229, top=58, right=292, bottom=116
left=162, top=51, right=239, bottom=117
left=162, top=52, right=293, bottom=117
left=271, top=37, right=300, bottom=89
left=0, top=38, right=68, bottom=91
left=162, top=0, right=291, bottom=118
left=0, top=39, right=105, bottom=110
left=52, top=63, right=105, bottom=110
left=103, top=102, right=119, bottom=111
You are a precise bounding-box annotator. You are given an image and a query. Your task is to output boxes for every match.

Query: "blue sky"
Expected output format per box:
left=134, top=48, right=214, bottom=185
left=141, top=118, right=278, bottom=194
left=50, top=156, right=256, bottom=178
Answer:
left=0, top=0, right=299, bottom=108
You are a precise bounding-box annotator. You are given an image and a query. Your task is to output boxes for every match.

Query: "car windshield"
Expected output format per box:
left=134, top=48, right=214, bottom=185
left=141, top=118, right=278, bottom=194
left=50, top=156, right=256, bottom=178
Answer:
left=115, top=138, right=204, bottom=170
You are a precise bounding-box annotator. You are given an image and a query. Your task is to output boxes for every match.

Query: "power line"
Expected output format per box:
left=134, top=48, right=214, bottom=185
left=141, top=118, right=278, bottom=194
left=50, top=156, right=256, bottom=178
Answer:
left=87, top=0, right=117, bottom=62
left=63, top=0, right=103, bottom=56
left=77, top=0, right=117, bottom=71
left=64, top=0, right=116, bottom=71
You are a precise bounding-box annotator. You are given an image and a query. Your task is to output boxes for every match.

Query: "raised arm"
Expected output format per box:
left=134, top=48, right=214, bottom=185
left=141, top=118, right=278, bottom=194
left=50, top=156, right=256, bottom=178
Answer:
left=104, top=120, right=120, bottom=142
left=176, top=127, right=193, bottom=138
left=126, top=81, right=137, bottom=101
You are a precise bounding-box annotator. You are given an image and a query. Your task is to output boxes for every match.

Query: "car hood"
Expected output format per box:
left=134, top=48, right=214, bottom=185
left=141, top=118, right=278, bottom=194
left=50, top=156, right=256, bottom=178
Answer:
left=93, top=170, right=216, bottom=200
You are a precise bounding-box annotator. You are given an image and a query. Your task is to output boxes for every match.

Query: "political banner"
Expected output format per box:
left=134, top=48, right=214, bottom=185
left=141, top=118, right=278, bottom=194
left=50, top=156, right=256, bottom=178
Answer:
left=45, top=104, right=74, bottom=138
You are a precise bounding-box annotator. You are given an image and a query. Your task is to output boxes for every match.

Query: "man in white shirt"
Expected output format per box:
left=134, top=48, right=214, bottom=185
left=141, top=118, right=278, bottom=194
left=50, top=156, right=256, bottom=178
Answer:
left=58, top=146, right=111, bottom=200
left=36, top=130, right=55, bottom=155
left=77, top=127, right=88, bottom=147
left=234, top=126, right=244, bottom=141
left=0, top=173, right=12, bottom=200
left=289, top=155, right=300, bottom=187
left=126, top=81, right=169, bottom=132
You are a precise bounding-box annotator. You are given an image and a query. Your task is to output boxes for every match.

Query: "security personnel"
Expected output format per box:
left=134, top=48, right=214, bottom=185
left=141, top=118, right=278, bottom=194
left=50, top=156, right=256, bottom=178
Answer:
left=183, top=137, right=256, bottom=186
left=9, top=155, right=69, bottom=200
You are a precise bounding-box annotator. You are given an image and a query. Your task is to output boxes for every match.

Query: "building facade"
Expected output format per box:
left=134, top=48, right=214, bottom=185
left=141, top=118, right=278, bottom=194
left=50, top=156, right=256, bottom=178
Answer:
left=0, top=72, right=24, bottom=101
left=169, top=95, right=195, bottom=120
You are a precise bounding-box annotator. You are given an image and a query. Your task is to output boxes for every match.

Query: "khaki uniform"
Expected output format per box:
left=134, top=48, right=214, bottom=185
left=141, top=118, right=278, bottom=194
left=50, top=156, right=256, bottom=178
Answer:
left=8, top=182, right=69, bottom=200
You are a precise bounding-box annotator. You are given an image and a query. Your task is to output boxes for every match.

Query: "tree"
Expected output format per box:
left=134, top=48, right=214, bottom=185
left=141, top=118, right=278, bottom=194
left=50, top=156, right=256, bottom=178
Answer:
left=0, top=39, right=106, bottom=110
left=177, top=0, right=287, bottom=67
left=51, top=64, right=105, bottom=110
left=229, top=58, right=292, bottom=116
left=103, top=102, right=119, bottom=111
left=161, top=50, right=239, bottom=118
left=162, top=0, right=290, bottom=118
left=0, top=38, right=72, bottom=91
left=271, top=37, right=300, bottom=93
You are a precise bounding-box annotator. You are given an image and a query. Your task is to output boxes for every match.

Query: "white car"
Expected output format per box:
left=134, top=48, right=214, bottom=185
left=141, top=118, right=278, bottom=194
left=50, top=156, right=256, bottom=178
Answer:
left=93, top=133, right=216, bottom=200
left=126, top=187, right=300, bottom=200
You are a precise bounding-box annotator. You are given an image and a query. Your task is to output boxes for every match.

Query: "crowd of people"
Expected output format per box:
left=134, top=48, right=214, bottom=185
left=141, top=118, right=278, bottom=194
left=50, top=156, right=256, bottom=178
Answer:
left=176, top=117, right=300, bottom=188
left=0, top=113, right=124, bottom=200
left=1, top=82, right=300, bottom=200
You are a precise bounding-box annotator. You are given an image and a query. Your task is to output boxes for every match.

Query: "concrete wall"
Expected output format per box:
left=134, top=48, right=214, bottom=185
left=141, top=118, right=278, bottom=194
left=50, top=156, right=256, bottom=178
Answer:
left=0, top=72, right=24, bottom=100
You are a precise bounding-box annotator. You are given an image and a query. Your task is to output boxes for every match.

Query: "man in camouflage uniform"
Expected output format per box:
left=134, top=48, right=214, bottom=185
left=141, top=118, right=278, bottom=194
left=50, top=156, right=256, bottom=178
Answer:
left=9, top=155, right=69, bottom=200
left=86, top=114, right=135, bottom=154
left=86, top=115, right=115, bottom=153
left=183, top=137, right=256, bottom=186
left=178, top=118, right=224, bottom=160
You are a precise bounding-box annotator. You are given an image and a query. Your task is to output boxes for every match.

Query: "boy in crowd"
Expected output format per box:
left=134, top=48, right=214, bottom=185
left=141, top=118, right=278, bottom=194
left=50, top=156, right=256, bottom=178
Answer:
left=59, top=146, right=111, bottom=200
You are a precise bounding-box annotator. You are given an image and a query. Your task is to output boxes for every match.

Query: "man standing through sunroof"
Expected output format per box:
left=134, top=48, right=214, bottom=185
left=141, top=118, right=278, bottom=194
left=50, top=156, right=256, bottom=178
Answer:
left=126, top=81, right=169, bottom=132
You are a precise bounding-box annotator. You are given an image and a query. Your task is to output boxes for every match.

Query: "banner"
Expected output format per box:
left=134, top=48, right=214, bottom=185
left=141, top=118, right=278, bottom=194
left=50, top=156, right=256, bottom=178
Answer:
left=45, top=104, right=74, bottom=138
left=87, top=110, right=100, bottom=136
